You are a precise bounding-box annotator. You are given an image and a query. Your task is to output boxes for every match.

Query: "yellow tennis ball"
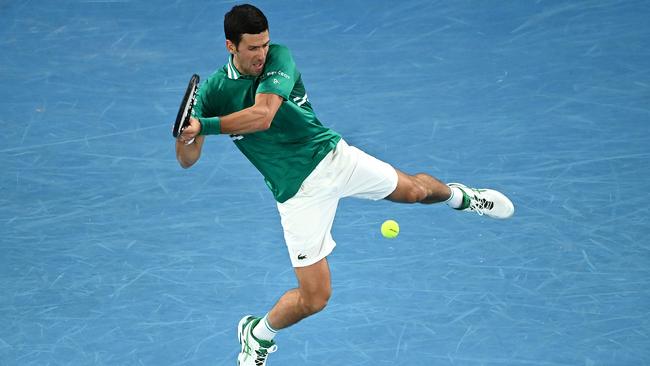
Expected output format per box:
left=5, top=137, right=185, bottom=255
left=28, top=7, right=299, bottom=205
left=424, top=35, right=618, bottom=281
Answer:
left=381, top=220, right=400, bottom=239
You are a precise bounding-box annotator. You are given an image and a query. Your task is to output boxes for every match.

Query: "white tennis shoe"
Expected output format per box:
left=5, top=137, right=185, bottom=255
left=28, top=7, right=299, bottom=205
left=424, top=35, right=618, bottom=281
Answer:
left=237, top=315, right=277, bottom=366
left=448, top=183, right=514, bottom=219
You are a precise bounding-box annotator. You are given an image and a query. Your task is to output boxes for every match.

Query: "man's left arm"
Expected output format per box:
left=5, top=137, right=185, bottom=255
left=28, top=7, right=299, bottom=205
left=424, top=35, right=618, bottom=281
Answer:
left=180, top=45, right=296, bottom=139
left=181, top=93, right=282, bottom=140
left=219, top=93, right=283, bottom=134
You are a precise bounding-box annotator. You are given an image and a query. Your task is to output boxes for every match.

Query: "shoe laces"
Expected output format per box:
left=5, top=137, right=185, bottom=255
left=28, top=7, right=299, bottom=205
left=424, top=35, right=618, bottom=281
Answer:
left=468, top=190, right=494, bottom=216
left=254, top=345, right=277, bottom=365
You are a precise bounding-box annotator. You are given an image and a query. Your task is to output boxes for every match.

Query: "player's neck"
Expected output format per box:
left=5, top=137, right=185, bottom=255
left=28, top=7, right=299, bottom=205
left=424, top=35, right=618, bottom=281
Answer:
left=232, top=56, right=244, bottom=75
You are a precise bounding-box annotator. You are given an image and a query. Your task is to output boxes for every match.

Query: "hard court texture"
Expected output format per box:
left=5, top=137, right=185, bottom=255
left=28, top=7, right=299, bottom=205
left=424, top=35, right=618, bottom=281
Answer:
left=1, top=1, right=649, bottom=365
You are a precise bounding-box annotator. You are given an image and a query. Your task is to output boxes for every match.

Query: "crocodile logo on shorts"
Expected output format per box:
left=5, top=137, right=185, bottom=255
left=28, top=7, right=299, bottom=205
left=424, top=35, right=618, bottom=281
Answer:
left=297, top=254, right=307, bottom=260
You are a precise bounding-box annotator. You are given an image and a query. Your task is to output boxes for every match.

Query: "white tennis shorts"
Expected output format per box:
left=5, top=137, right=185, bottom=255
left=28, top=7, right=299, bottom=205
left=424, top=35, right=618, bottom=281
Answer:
left=276, top=139, right=398, bottom=267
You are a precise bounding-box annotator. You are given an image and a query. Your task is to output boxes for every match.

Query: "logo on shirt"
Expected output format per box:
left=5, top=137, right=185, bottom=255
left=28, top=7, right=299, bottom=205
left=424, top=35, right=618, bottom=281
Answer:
left=273, top=78, right=279, bottom=84
left=265, top=70, right=291, bottom=80
left=297, top=253, right=307, bottom=260
left=293, top=93, right=308, bottom=107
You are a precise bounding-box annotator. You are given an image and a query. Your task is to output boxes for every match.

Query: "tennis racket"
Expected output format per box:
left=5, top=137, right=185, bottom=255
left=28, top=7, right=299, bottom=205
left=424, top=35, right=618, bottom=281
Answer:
left=172, top=74, right=200, bottom=143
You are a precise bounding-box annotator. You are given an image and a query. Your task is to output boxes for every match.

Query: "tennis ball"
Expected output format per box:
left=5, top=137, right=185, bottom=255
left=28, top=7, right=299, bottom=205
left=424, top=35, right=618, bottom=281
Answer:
left=381, top=220, right=399, bottom=239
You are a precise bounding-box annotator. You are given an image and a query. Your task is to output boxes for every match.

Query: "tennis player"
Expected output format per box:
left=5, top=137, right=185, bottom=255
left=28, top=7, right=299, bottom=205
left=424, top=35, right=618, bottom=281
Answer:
left=176, top=4, right=514, bottom=365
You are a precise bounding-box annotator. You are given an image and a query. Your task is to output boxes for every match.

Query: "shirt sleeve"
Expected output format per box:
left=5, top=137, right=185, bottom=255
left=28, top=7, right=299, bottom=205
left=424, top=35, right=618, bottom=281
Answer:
left=192, top=79, right=213, bottom=119
left=256, top=45, right=297, bottom=100
left=191, top=77, right=223, bottom=134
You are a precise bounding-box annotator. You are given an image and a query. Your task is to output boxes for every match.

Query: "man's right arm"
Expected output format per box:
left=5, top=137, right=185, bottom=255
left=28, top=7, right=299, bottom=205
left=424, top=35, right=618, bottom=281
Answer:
left=175, top=117, right=205, bottom=168
left=176, top=74, right=217, bottom=169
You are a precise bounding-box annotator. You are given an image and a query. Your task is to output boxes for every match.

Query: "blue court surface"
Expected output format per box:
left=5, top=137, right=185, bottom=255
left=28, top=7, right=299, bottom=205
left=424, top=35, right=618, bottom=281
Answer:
left=2, top=1, right=649, bottom=365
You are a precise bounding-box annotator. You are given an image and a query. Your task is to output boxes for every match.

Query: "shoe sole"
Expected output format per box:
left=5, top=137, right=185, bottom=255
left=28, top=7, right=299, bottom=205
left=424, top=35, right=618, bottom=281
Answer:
left=238, top=315, right=254, bottom=357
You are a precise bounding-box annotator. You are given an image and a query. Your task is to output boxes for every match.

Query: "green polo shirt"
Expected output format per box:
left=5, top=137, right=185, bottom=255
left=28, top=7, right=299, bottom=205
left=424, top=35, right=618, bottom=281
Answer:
left=192, top=44, right=341, bottom=203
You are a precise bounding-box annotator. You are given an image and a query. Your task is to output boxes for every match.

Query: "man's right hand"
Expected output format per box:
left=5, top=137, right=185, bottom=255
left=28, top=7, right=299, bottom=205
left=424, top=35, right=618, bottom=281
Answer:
left=179, top=117, right=201, bottom=144
left=176, top=117, right=205, bottom=168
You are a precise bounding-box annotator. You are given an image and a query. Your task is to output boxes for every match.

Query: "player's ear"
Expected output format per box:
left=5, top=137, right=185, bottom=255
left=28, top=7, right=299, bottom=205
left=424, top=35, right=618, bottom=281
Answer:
left=225, top=40, right=237, bottom=55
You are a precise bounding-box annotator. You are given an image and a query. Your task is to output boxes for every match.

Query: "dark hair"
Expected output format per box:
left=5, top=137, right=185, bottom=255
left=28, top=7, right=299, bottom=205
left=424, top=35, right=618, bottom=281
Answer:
left=224, top=4, right=269, bottom=47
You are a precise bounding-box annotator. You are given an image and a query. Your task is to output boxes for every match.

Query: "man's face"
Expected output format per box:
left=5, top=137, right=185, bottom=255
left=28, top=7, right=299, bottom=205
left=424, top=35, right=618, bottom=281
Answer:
left=228, top=30, right=270, bottom=76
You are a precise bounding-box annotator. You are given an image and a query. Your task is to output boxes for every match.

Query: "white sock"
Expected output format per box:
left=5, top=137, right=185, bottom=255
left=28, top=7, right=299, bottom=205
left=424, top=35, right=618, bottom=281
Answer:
left=252, top=314, right=277, bottom=341
left=445, top=186, right=464, bottom=209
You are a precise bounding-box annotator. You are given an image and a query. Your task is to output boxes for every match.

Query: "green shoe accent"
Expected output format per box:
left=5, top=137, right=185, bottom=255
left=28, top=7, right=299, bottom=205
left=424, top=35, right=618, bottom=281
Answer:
left=238, top=315, right=278, bottom=366
left=249, top=320, right=275, bottom=348
left=247, top=318, right=274, bottom=343
left=456, top=188, right=471, bottom=210
left=447, top=182, right=514, bottom=219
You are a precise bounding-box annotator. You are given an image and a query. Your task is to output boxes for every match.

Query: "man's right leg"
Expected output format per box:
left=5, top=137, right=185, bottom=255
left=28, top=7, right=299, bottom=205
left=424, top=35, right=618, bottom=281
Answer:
left=386, top=169, right=452, bottom=204
left=237, top=258, right=331, bottom=366
left=267, top=257, right=332, bottom=329
left=386, top=169, right=515, bottom=219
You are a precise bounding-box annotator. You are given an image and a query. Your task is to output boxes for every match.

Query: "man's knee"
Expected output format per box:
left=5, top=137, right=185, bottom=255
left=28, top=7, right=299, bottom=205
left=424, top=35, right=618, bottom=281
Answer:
left=300, top=287, right=331, bottom=315
left=295, top=257, right=332, bottom=316
left=403, top=178, right=427, bottom=203
left=409, top=188, right=427, bottom=203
